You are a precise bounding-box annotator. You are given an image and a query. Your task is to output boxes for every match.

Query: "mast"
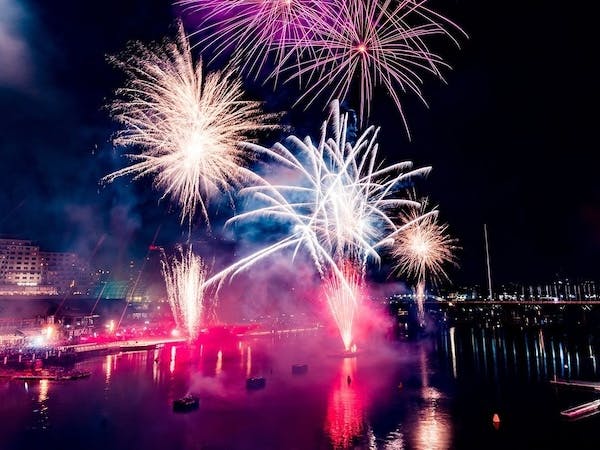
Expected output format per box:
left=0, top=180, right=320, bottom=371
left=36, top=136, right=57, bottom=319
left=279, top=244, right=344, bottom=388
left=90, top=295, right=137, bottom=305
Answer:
left=484, top=224, right=493, bottom=300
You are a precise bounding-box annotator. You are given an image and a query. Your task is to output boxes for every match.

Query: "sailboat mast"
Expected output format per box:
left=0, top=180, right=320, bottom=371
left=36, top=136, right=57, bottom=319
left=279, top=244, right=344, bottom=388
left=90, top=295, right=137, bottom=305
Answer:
left=484, top=224, right=493, bottom=300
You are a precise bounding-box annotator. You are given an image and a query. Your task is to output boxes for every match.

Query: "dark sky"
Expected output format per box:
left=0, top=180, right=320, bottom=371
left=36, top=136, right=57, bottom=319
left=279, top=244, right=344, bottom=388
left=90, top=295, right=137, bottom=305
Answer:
left=0, top=0, right=597, bottom=285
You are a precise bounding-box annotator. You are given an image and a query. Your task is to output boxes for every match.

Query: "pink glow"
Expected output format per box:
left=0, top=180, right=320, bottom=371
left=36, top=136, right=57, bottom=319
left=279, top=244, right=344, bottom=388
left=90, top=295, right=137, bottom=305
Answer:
left=325, top=357, right=364, bottom=448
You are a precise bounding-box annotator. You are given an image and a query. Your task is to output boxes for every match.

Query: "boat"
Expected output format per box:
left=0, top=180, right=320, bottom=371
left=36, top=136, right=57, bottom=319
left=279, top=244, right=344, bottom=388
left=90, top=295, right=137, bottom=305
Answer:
left=246, top=377, right=266, bottom=390
left=173, top=395, right=200, bottom=412
left=560, top=399, right=600, bottom=420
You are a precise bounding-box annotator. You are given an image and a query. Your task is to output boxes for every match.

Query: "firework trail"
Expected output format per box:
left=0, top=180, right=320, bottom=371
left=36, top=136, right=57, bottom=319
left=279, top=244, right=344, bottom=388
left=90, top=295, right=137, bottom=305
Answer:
left=205, top=100, right=429, bottom=286
left=392, top=197, right=458, bottom=323
left=162, top=246, right=207, bottom=340
left=285, top=0, right=464, bottom=132
left=102, top=22, right=275, bottom=226
left=324, top=261, right=362, bottom=351
left=177, top=0, right=334, bottom=82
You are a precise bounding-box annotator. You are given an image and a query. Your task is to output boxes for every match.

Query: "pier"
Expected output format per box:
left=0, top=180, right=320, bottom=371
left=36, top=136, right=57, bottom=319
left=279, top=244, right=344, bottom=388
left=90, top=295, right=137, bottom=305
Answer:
left=550, top=378, right=600, bottom=392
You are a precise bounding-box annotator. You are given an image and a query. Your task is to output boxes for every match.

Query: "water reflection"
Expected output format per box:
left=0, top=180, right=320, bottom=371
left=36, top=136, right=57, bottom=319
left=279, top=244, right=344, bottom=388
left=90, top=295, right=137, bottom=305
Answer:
left=441, top=325, right=600, bottom=383
left=414, top=345, right=451, bottom=450
left=325, top=357, right=365, bottom=449
left=246, top=346, right=252, bottom=377
left=5, top=328, right=600, bottom=450
left=33, top=379, right=50, bottom=430
left=215, top=350, right=223, bottom=376
left=381, top=428, right=406, bottom=450
left=169, top=346, right=176, bottom=374
left=449, top=327, right=457, bottom=379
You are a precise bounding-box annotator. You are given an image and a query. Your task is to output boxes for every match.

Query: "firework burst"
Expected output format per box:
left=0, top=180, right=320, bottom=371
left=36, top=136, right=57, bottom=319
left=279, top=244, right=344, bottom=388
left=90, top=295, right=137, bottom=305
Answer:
left=102, top=22, right=275, bottom=226
left=285, top=0, right=464, bottom=133
left=392, top=197, right=458, bottom=322
left=162, top=246, right=207, bottom=340
left=205, top=100, right=429, bottom=286
left=392, top=198, right=457, bottom=283
left=177, top=0, right=333, bottom=82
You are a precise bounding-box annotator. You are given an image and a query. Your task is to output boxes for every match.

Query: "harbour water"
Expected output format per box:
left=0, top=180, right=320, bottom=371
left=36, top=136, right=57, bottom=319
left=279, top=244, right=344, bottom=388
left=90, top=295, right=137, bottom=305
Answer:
left=1, top=326, right=600, bottom=450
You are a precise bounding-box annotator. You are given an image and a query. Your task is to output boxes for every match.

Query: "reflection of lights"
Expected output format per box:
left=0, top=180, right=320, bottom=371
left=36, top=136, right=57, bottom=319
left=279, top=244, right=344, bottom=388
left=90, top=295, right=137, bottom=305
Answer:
left=170, top=346, right=177, bottom=374
left=153, top=349, right=160, bottom=383
left=383, top=427, right=406, bottom=450
left=449, top=327, right=457, bottom=379
left=216, top=350, right=223, bottom=376
left=246, top=347, right=252, bottom=378
left=38, top=379, right=49, bottom=403
left=104, top=354, right=113, bottom=385
left=325, top=358, right=364, bottom=448
left=171, top=329, right=180, bottom=337
left=415, top=345, right=451, bottom=450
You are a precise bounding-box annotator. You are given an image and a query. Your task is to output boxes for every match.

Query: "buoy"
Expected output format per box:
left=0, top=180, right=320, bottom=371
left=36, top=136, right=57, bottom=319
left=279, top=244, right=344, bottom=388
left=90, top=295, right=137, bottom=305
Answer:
left=492, top=413, right=501, bottom=424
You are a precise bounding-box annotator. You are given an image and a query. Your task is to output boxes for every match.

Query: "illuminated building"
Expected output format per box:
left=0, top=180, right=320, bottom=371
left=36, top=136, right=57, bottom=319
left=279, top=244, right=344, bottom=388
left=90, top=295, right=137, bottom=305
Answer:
left=40, top=251, right=92, bottom=295
left=0, top=238, right=92, bottom=296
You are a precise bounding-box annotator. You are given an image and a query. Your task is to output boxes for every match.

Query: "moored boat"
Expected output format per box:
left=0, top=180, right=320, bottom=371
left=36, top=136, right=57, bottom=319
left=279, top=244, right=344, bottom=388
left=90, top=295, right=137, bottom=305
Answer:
left=173, top=395, right=200, bottom=412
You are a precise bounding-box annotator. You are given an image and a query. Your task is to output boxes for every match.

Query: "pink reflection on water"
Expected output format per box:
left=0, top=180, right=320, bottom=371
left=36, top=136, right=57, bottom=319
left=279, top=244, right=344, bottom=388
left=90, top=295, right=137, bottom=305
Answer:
left=325, top=357, right=365, bottom=448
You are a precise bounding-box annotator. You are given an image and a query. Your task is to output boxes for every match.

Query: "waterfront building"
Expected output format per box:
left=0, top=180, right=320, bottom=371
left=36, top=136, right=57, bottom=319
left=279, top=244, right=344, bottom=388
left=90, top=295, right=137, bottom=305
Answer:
left=40, top=251, right=93, bottom=295
left=0, top=237, right=93, bottom=296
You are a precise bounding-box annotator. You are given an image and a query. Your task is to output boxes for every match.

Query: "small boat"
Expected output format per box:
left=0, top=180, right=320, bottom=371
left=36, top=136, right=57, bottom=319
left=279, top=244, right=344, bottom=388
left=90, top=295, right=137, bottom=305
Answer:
left=291, top=364, right=308, bottom=375
left=173, top=395, right=200, bottom=412
left=560, top=399, right=600, bottom=420
left=246, top=377, right=266, bottom=390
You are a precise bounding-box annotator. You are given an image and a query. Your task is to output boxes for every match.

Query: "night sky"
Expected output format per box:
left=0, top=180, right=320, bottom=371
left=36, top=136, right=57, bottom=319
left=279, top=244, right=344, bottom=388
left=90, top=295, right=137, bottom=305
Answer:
left=0, top=0, right=597, bottom=286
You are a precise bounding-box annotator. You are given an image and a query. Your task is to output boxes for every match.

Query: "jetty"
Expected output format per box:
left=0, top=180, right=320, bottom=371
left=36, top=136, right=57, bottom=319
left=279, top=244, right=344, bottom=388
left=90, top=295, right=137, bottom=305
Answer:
left=550, top=377, right=600, bottom=392
left=56, top=337, right=186, bottom=356
left=561, top=399, right=600, bottom=420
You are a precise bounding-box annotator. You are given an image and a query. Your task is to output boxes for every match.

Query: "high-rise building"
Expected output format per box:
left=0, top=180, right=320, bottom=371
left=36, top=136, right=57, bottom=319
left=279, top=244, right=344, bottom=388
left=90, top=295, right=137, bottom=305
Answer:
left=0, top=239, right=57, bottom=295
left=0, top=238, right=93, bottom=296
left=40, top=251, right=93, bottom=295
left=0, top=238, right=42, bottom=285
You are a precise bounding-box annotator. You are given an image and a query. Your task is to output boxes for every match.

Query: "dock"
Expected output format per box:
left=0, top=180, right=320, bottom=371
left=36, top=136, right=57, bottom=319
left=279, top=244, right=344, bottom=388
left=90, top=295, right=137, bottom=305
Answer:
left=561, top=399, right=600, bottom=420
left=56, top=337, right=186, bottom=356
left=0, top=369, right=91, bottom=381
left=550, top=377, right=600, bottom=392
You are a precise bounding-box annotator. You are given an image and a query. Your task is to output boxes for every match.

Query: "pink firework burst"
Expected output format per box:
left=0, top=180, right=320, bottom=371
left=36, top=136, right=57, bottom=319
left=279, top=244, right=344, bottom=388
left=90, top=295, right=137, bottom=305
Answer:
left=285, top=0, right=465, bottom=135
left=177, top=0, right=336, bottom=82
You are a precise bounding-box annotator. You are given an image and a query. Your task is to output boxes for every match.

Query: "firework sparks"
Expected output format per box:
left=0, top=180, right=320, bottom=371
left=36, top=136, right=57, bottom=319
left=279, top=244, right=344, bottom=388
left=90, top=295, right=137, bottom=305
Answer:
left=210, top=100, right=429, bottom=285
left=102, top=22, right=275, bottom=226
left=392, top=197, right=458, bottom=322
left=324, top=261, right=362, bottom=351
left=285, top=0, right=464, bottom=133
left=178, top=0, right=334, bottom=82
left=198, top=101, right=428, bottom=350
left=162, top=246, right=207, bottom=340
